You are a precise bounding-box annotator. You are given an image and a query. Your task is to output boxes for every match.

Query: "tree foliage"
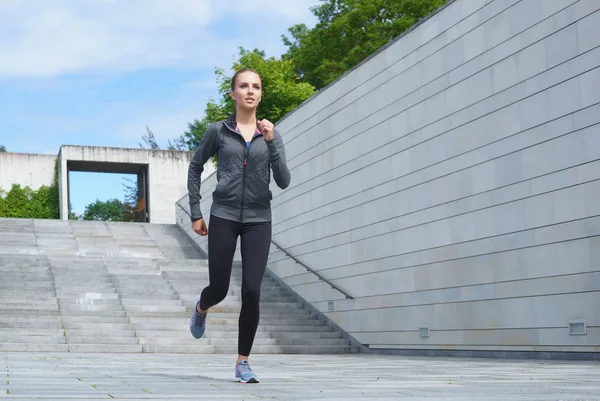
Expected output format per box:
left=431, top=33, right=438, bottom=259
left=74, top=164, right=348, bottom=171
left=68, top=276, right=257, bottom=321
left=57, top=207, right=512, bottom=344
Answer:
left=121, top=176, right=140, bottom=222
left=0, top=145, right=6, bottom=152
left=282, top=0, right=447, bottom=89
left=0, top=161, right=59, bottom=219
left=182, top=48, right=316, bottom=149
left=81, top=198, right=136, bottom=222
left=0, top=184, right=59, bottom=219
left=139, top=127, right=160, bottom=150
left=139, top=127, right=187, bottom=151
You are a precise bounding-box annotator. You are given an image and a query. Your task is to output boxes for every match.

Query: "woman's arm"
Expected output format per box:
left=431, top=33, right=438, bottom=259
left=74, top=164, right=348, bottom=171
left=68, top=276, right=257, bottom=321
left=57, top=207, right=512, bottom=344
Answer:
left=266, top=129, right=291, bottom=189
left=187, top=123, right=219, bottom=221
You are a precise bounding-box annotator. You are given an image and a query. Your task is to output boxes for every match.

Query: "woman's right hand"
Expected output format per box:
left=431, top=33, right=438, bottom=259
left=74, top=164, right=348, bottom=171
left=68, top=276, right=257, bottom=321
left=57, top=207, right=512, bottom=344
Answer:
left=192, top=218, right=208, bottom=236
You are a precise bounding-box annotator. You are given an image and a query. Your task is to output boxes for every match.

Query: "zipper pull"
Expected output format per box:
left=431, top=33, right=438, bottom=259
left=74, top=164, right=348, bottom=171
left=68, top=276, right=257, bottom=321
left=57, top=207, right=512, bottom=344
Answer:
left=244, top=159, right=247, bottom=166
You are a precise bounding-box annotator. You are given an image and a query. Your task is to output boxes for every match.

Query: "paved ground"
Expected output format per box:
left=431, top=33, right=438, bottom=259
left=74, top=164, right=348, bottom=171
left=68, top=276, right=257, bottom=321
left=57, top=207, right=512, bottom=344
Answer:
left=0, top=353, right=599, bottom=400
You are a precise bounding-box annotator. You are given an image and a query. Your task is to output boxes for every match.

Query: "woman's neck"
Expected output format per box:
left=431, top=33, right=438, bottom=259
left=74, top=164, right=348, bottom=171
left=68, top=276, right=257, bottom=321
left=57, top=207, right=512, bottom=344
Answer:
left=235, top=108, right=256, bottom=126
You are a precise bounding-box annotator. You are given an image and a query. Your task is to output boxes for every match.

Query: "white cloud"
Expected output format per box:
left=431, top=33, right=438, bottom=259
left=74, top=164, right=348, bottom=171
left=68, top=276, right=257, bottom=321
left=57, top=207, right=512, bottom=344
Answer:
left=0, top=0, right=317, bottom=79
left=115, top=104, right=208, bottom=145
left=210, top=0, right=316, bottom=20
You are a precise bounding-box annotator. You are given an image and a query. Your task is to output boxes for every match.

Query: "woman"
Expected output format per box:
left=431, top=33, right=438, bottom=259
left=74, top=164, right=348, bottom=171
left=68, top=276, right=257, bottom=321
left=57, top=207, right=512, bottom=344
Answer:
left=187, top=68, right=291, bottom=384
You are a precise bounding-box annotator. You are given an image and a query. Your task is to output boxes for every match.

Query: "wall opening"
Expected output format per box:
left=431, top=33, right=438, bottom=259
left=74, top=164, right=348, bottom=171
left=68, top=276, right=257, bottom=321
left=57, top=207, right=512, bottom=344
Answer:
left=67, top=161, right=149, bottom=223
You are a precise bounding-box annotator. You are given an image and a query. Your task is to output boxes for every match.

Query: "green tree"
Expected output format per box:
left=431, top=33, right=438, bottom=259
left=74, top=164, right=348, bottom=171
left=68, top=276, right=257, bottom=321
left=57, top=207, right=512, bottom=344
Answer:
left=139, top=126, right=187, bottom=151
left=0, top=145, right=6, bottom=152
left=183, top=47, right=316, bottom=149
left=82, top=199, right=129, bottom=222
left=122, top=176, right=140, bottom=222
left=0, top=184, right=59, bottom=219
left=139, top=127, right=160, bottom=150
left=282, top=0, right=447, bottom=89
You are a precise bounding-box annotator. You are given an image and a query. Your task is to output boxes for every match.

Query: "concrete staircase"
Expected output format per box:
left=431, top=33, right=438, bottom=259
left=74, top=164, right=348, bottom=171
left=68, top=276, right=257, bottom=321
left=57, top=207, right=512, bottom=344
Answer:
left=51, top=255, right=141, bottom=353
left=0, top=254, right=66, bottom=352
left=0, top=218, right=357, bottom=354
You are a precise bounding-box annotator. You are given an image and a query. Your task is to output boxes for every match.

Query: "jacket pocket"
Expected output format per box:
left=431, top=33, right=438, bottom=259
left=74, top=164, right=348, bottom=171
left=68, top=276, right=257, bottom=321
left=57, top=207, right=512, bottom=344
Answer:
left=246, top=168, right=271, bottom=209
left=213, top=171, right=238, bottom=205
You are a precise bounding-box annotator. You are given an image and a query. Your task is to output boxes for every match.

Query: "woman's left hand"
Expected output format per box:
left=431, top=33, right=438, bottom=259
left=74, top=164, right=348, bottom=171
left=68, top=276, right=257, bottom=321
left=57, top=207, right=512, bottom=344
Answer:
left=258, top=119, right=275, bottom=142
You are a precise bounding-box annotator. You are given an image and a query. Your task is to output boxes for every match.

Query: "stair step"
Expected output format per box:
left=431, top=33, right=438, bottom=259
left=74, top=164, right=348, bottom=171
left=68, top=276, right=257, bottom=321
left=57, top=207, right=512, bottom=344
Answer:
left=56, top=292, right=118, bottom=297
left=0, top=343, right=69, bottom=352
left=182, top=300, right=304, bottom=310
left=134, top=330, right=342, bottom=340
left=60, top=304, right=125, bottom=311
left=55, top=280, right=114, bottom=285
left=141, top=345, right=215, bottom=353
left=56, top=285, right=115, bottom=290
left=0, top=280, right=52, bottom=285
left=0, top=315, right=61, bottom=323
left=0, top=291, right=56, bottom=298
left=0, top=328, right=65, bottom=336
left=0, top=297, right=57, bottom=303
left=130, top=321, right=333, bottom=332
left=116, top=293, right=177, bottom=297
left=138, top=344, right=356, bottom=354
left=0, top=336, right=66, bottom=344
left=121, top=299, right=183, bottom=306
left=58, top=299, right=122, bottom=305
left=115, top=291, right=177, bottom=297
left=59, top=310, right=126, bottom=317
left=137, top=337, right=349, bottom=347
left=64, top=330, right=136, bottom=338
left=124, top=310, right=315, bottom=319
left=0, top=321, right=63, bottom=329
left=68, top=344, right=142, bottom=353
left=60, top=316, right=130, bottom=323
left=206, top=317, right=324, bottom=326
left=63, top=322, right=133, bottom=330
left=67, top=336, right=140, bottom=345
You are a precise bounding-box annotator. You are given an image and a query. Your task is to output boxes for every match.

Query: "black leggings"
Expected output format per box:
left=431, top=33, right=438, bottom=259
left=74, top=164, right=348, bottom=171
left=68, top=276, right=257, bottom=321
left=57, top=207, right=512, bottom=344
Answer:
left=198, top=214, right=272, bottom=356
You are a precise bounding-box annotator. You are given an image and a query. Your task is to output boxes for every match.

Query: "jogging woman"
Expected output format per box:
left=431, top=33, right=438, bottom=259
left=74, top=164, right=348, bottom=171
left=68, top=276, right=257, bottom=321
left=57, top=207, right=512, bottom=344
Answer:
left=187, top=68, right=291, bottom=384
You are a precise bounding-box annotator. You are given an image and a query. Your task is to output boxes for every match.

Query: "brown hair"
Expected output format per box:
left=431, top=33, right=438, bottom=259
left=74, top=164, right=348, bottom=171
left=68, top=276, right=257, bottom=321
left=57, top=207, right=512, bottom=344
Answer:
left=231, top=68, right=262, bottom=91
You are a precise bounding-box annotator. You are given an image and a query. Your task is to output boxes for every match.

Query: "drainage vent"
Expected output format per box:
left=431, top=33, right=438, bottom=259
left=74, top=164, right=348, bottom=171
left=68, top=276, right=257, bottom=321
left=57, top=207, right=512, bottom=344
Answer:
left=569, top=321, right=586, bottom=335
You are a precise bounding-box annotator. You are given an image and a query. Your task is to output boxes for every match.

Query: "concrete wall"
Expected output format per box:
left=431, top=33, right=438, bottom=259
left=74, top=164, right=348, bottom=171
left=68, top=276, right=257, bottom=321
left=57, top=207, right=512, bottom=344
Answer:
left=0, top=152, right=57, bottom=193
left=177, top=0, right=600, bottom=354
left=59, top=146, right=215, bottom=224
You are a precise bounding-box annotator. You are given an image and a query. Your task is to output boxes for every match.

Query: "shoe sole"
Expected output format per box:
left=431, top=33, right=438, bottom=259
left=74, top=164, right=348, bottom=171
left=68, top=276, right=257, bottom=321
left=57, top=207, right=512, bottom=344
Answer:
left=236, top=377, right=259, bottom=384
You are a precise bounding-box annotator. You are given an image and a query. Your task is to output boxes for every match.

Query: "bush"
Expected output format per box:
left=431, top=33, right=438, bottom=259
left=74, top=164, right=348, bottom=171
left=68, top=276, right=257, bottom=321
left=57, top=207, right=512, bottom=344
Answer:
left=0, top=161, right=60, bottom=219
left=0, top=183, right=59, bottom=219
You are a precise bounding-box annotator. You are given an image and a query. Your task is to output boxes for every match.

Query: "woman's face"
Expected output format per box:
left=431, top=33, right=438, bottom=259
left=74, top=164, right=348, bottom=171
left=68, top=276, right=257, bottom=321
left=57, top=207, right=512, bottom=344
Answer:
left=231, top=71, right=262, bottom=111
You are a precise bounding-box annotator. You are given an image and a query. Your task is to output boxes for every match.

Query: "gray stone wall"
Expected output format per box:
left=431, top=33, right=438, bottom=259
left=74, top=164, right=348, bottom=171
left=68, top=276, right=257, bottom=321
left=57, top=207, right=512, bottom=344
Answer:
left=178, top=0, right=600, bottom=353
left=0, top=152, right=57, bottom=192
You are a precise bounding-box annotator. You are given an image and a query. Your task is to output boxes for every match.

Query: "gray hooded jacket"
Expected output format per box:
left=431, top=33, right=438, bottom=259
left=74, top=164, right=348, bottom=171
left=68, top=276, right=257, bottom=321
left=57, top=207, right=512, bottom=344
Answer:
left=187, top=115, right=291, bottom=223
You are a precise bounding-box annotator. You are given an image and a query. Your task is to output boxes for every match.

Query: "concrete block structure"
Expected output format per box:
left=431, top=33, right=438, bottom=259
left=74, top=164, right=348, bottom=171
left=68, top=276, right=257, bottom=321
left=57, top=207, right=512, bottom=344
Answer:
left=0, top=153, right=56, bottom=193
left=57, top=145, right=212, bottom=224
left=178, top=0, right=600, bottom=356
left=1, top=146, right=215, bottom=224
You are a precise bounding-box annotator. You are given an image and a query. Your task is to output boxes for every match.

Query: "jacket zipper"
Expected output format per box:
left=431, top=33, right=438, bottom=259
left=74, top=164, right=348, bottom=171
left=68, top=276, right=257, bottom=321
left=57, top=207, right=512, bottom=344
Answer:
left=225, top=121, right=261, bottom=223
left=240, top=144, right=248, bottom=222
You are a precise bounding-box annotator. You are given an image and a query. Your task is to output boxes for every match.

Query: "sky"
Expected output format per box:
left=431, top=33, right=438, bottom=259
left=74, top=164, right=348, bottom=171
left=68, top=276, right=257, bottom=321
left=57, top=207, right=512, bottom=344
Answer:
left=0, top=0, right=317, bottom=214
